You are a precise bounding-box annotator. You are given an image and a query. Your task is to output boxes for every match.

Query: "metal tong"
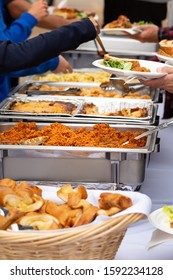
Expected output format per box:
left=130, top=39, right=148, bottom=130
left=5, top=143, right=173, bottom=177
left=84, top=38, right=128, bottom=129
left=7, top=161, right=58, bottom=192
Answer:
left=122, top=119, right=173, bottom=146
left=109, top=76, right=145, bottom=93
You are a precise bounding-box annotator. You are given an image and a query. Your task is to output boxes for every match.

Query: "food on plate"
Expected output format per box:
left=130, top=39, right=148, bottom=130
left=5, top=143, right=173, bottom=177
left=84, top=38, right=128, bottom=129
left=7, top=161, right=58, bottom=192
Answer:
left=10, top=100, right=77, bottom=114
left=133, top=20, right=153, bottom=25
left=53, top=7, right=77, bottom=19
left=0, top=122, right=147, bottom=148
left=52, top=7, right=95, bottom=19
left=33, top=71, right=111, bottom=83
left=103, top=54, right=150, bottom=72
left=162, top=205, right=173, bottom=228
left=0, top=179, right=133, bottom=230
left=80, top=102, right=148, bottom=118
left=103, top=15, right=152, bottom=30
left=103, top=15, right=133, bottom=29
left=158, top=39, right=173, bottom=57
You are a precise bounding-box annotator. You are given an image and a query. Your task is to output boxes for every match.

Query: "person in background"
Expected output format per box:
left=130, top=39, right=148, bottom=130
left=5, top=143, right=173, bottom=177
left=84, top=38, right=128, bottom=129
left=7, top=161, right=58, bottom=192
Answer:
left=138, top=66, right=173, bottom=93
left=126, top=23, right=173, bottom=43
left=0, top=0, right=72, bottom=101
left=3, top=0, right=79, bottom=29
left=127, top=22, right=173, bottom=119
left=0, top=18, right=99, bottom=74
left=103, top=0, right=167, bottom=27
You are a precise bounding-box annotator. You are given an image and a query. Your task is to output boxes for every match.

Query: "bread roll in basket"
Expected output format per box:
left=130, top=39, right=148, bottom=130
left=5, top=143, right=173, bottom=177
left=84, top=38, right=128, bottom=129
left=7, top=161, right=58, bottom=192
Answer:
left=159, top=39, right=173, bottom=56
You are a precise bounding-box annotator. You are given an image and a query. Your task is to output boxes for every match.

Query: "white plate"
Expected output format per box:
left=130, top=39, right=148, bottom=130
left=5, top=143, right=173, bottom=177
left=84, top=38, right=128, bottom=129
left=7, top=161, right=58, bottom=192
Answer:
left=92, top=59, right=168, bottom=79
left=155, top=52, right=173, bottom=65
left=101, top=27, right=141, bottom=36
left=148, top=208, right=173, bottom=235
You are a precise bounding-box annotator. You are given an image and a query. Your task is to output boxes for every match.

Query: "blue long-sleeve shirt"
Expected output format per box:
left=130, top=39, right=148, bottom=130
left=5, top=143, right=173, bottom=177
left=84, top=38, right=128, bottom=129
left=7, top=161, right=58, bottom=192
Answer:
left=0, top=0, right=59, bottom=101
left=0, top=19, right=96, bottom=72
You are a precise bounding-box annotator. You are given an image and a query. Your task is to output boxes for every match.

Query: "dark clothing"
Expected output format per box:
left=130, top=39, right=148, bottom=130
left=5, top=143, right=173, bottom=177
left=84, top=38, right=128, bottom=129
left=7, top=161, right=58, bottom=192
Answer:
left=0, top=19, right=96, bottom=74
left=103, top=0, right=167, bottom=27
left=2, top=0, right=13, bottom=27
left=158, top=26, right=173, bottom=41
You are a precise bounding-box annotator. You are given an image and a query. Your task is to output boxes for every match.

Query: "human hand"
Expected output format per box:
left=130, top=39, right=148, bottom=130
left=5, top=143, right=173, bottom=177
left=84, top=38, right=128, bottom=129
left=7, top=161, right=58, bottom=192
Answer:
left=89, top=17, right=100, bottom=36
left=126, top=24, right=159, bottom=43
left=139, top=66, right=173, bottom=93
left=28, top=0, right=48, bottom=22
left=53, top=55, right=73, bottom=73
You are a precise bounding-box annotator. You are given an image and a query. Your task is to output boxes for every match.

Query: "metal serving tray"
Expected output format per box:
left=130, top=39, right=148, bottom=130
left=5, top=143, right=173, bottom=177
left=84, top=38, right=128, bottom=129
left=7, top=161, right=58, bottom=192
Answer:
left=0, top=96, right=81, bottom=117
left=77, top=98, right=154, bottom=121
left=9, top=81, right=160, bottom=103
left=0, top=122, right=159, bottom=189
left=0, top=122, right=158, bottom=153
left=0, top=96, right=158, bottom=125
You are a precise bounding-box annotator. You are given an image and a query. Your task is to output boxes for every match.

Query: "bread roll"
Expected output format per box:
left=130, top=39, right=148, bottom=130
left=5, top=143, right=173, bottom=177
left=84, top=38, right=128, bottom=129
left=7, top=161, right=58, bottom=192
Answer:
left=17, top=212, right=61, bottom=230
left=159, top=39, right=173, bottom=56
left=0, top=178, right=16, bottom=189
left=98, top=192, right=132, bottom=210
left=0, top=187, right=22, bottom=207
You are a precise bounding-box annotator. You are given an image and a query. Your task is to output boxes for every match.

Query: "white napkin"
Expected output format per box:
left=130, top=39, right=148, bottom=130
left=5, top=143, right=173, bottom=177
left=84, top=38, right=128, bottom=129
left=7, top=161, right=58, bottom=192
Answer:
left=147, top=229, right=173, bottom=249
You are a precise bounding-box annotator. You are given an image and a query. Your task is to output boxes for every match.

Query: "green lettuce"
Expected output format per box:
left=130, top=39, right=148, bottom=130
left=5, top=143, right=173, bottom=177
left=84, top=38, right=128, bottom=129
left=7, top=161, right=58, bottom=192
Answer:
left=162, top=205, right=173, bottom=221
left=103, top=60, right=132, bottom=70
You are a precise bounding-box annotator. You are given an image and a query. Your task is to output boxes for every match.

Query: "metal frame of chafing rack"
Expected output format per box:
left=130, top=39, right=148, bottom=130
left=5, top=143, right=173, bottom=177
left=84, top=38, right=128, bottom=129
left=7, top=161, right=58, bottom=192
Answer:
left=0, top=122, right=159, bottom=191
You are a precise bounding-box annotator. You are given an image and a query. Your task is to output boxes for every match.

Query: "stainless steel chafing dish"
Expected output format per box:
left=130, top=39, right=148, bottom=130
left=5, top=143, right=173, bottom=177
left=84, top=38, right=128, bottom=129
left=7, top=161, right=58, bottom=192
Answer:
left=0, top=122, right=159, bottom=191
left=9, top=80, right=161, bottom=103
left=1, top=94, right=158, bottom=125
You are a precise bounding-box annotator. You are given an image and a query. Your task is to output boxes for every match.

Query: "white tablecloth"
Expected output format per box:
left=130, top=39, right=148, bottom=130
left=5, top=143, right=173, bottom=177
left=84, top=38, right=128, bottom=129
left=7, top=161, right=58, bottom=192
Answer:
left=116, top=99, right=173, bottom=260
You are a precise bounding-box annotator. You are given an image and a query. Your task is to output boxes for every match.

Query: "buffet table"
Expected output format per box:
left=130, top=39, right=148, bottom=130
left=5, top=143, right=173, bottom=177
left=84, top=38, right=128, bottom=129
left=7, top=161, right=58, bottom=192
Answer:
left=78, top=35, right=158, bottom=57
left=62, top=35, right=158, bottom=68
left=116, top=98, right=173, bottom=260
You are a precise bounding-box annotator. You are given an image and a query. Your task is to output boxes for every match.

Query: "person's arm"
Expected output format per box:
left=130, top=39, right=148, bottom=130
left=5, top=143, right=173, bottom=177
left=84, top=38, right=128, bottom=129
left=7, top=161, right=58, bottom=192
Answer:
left=7, top=57, right=59, bottom=77
left=0, top=0, right=48, bottom=42
left=125, top=24, right=159, bottom=42
left=0, top=18, right=98, bottom=74
left=5, top=0, right=80, bottom=29
left=139, top=66, right=173, bottom=93
left=8, top=55, right=73, bottom=77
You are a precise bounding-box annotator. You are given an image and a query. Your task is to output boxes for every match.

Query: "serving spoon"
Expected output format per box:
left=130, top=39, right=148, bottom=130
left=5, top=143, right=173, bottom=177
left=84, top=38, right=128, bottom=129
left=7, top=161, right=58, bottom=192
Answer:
left=122, top=119, right=173, bottom=146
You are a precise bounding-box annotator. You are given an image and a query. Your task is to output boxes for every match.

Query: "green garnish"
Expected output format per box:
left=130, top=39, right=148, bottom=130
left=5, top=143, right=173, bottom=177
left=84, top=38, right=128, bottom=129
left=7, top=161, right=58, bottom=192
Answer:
left=103, top=60, right=132, bottom=70
left=77, top=12, right=87, bottom=19
left=162, top=205, right=173, bottom=221
left=134, top=20, right=153, bottom=25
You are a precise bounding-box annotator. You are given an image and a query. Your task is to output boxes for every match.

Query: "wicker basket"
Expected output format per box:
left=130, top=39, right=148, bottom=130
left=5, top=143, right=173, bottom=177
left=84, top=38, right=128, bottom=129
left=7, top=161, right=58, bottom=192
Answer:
left=0, top=213, right=145, bottom=260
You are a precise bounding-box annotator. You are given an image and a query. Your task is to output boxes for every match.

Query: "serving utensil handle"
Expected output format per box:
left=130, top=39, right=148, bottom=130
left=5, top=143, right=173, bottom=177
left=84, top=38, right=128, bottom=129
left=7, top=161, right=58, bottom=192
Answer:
left=96, top=35, right=107, bottom=55
left=135, top=119, right=173, bottom=140
left=158, top=119, right=173, bottom=130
